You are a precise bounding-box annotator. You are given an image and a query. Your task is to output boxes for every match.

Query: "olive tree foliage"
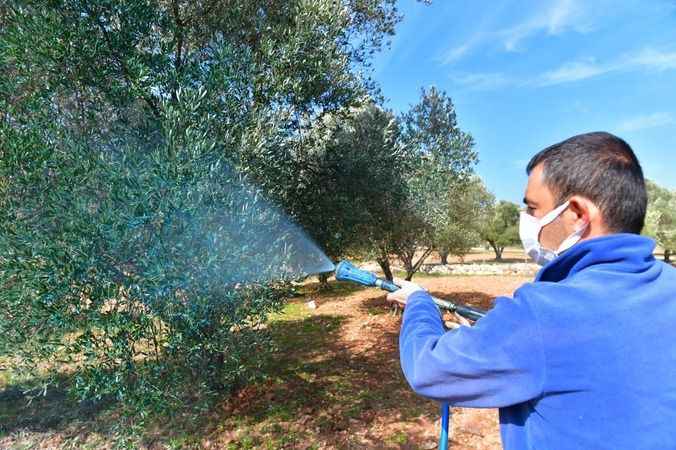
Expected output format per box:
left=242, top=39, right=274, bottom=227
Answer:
left=480, top=201, right=521, bottom=261
left=436, top=176, right=493, bottom=264
left=1, top=0, right=398, bottom=121
left=309, top=102, right=411, bottom=281
left=394, top=87, right=477, bottom=280
left=0, top=0, right=400, bottom=408
left=645, top=180, right=676, bottom=263
left=0, top=55, right=300, bottom=409
left=1, top=101, right=296, bottom=405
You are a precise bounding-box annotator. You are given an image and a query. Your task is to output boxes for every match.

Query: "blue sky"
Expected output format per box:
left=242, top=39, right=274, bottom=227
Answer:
left=372, top=0, right=676, bottom=203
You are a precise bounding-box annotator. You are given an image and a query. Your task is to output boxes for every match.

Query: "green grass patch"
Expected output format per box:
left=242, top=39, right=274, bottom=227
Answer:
left=385, top=430, right=409, bottom=446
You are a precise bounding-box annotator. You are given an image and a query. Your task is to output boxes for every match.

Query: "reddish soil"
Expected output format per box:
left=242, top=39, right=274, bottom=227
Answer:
left=217, top=274, right=531, bottom=449
left=328, top=275, right=530, bottom=450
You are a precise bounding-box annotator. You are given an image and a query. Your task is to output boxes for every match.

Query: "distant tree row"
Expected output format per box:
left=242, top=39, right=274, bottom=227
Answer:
left=436, top=179, right=676, bottom=266
left=306, top=88, right=479, bottom=281
left=456, top=179, right=676, bottom=266
left=645, top=181, right=676, bottom=263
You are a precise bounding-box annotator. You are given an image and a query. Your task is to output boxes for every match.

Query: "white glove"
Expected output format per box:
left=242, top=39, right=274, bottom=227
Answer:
left=385, top=278, right=426, bottom=308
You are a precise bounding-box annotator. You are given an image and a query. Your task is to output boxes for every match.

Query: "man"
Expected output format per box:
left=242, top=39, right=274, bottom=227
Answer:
left=388, top=132, right=676, bottom=449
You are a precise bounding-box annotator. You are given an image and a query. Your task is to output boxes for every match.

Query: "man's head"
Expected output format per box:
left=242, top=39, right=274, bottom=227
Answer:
left=523, top=131, right=647, bottom=252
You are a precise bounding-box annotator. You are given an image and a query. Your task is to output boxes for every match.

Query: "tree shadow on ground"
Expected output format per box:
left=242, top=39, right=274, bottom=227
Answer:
left=357, top=290, right=496, bottom=316
left=205, top=309, right=439, bottom=449
left=0, top=309, right=437, bottom=449
left=0, top=380, right=105, bottom=433
left=358, top=291, right=496, bottom=330
left=0, top=374, right=113, bottom=437
left=358, top=290, right=497, bottom=312
left=358, top=294, right=400, bottom=316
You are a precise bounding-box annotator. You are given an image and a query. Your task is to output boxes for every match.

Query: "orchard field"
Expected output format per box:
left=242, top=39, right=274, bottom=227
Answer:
left=2, top=248, right=673, bottom=449
left=3, top=2, right=675, bottom=449
left=1, top=264, right=527, bottom=450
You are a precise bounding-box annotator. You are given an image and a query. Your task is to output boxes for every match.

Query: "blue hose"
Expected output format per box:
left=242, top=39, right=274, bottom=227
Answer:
left=439, top=403, right=450, bottom=450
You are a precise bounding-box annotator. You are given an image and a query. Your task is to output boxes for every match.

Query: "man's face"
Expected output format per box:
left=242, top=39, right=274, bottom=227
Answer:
left=523, top=164, right=570, bottom=251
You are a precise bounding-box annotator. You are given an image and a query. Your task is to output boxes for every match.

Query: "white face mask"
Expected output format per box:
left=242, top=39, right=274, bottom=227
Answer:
left=519, top=201, right=589, bottom=266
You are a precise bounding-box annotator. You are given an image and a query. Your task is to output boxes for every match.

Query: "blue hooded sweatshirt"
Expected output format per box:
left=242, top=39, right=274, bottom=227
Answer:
left=400, top=234, right=676, bottom=450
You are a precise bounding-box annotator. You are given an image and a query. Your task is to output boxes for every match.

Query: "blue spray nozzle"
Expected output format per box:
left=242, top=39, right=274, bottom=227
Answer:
left=334, top=260, right=377, bottom=286
left=334, top=260, right=399, bottom=292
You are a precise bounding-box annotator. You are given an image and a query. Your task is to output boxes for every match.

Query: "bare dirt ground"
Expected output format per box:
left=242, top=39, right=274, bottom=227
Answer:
left=285, top=274, right=532, bottom=450
left=208, top=273, right=531, bottom=449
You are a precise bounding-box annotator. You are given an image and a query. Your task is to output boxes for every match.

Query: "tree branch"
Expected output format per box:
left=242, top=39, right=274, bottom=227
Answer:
left=87, top=6, right=161, bottom=118
left=411, top=247, right=433, bottom=274
left=171, top=0, right=184, bottom=103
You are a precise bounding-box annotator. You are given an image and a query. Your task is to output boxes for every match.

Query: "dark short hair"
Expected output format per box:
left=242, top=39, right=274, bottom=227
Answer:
left=526, top=131, right=647, bottom=234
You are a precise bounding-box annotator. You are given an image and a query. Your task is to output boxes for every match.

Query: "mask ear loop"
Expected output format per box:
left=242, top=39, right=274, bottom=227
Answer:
left=539, top=200, right=571, bottom=227
left=557, top=221, right=590, bottom=254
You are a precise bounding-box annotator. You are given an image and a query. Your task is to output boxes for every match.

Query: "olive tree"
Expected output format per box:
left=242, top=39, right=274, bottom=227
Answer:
left=301, top=102, right=410, bottom=280
left=436, top=176, right=494, bottom=264
left=0, top=0, right=401, bottom=408
left=393, top=87, right=477, bottom=280
left=480, top=201, right=521, bottom=261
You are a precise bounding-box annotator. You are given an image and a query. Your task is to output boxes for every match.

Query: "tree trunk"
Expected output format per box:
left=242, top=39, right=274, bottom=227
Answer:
left=489, top=241, right=503, bottom=261
left=396, top=247, right=415, bottom=282
left=318, top=272, right=330, bottom=290
left=665, top=249, right=672, bottom=263
left=439, top=250, right=449, bottom=265
left=377, top=257, right=394, bottom=281
left=402, top=258, right=414, bottom=281
left=403, top=247, right=434, bottom=281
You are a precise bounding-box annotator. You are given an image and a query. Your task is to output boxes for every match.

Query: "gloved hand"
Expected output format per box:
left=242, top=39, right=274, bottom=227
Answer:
left=386, top=278, right=426, bottom=308
left=446, top=312, right=472, bottom=329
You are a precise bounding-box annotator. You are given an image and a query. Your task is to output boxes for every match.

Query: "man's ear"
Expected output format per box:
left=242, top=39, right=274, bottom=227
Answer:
left=567, top=196, right=595, bottom=230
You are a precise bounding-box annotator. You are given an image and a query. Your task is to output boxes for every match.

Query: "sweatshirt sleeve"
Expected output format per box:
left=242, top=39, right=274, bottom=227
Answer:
left=399, top=288, right=545, bottom=408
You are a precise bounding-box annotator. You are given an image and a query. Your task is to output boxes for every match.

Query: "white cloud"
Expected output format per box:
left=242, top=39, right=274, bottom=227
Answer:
left=451, top=72, right=514, bottom=91
left=616, top=113, right=675, bottom=133
left=440, top=0, right=596, bottom=63
left=545, top=0, right=582, bottom=33
left=450, top=46, right=676, bottom=90
left=628, top=48, right=676, bottom=71
left=441, top=43, right=474, bottom=65
left=500, top=0, right=590, bottom=52
left=537, top=59, right=610, bottom=85
left=535, top=47, right=676, bottom=86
